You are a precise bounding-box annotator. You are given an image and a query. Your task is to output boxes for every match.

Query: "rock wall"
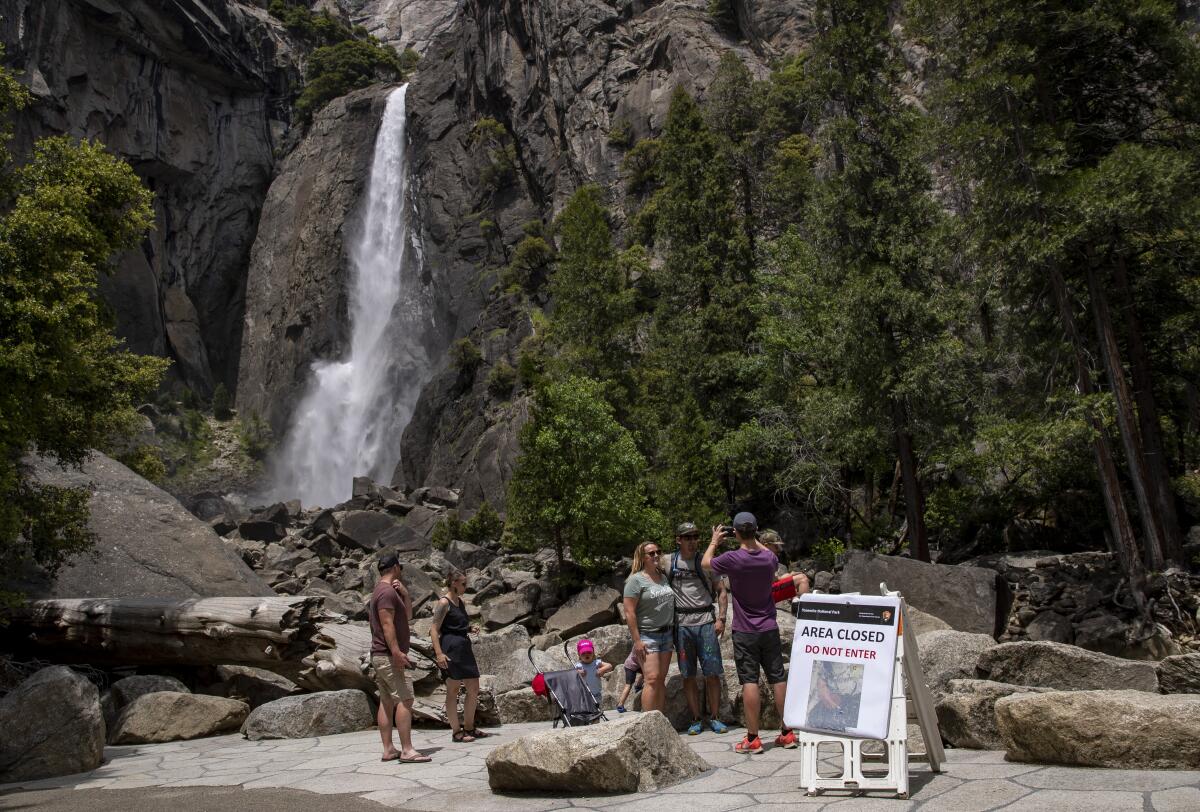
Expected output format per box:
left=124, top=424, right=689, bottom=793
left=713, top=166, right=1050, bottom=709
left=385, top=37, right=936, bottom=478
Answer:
left=1, top=0, right=301, bottom=396
left=393, top=0, right=817, bottom=508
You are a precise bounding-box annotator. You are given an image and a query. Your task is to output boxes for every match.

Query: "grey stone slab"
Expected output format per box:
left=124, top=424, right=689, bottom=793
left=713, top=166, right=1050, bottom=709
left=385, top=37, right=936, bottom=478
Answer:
left=1152, top=787, right=1200, bottom=812
left=730, top=760, right=787, bottom=777
left=661, top=770, right=756, bottom=793
left=918, top=778, right=1031, bottom=811
left=1015, top=767, right=1196, bottom=792
left=744, top=792, right=831, bottom=805
left=942, top=749, right=1011, bottom=763
left=1001, top=790, right=1145, bottom=811
left=160, top=772, right=262, bottom=787
left=941, top=763, right=1042, bottom=780
left=404, top=789, right=572, bottom=812
left=602, top=794, right=754, bottom=812
left=240, top=769, right=325, bottom=789
left=290, top=772, right=417, bottom=794
left=358, top=786, right=440, bottom=807
left=822, top=797, right=914, bottom=810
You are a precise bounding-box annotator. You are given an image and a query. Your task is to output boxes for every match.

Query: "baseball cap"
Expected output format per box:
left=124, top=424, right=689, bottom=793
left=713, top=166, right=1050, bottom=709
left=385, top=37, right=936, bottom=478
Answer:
left=675, top=521, right=699, bottom=537
left=577, top=639, right=595, bottom=655
left=732, top=512, right=758, bottom=532
left=377, top=551, right=401, bottom=572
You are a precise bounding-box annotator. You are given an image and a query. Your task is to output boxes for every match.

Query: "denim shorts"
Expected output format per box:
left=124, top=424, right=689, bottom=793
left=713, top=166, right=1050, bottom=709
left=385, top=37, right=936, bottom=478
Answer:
left=641, top=628, right=675, bottom=653
left=676, top=621, right=723, bottom=678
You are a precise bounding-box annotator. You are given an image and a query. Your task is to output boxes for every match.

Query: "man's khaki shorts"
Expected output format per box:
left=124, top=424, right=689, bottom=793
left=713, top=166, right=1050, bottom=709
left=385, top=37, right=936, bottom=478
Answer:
left=371, top=655, right=414, bottom=704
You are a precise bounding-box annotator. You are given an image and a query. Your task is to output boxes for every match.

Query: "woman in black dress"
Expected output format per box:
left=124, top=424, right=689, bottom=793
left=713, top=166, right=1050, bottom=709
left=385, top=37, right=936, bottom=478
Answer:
left=430, top=570, right=490, bottom=742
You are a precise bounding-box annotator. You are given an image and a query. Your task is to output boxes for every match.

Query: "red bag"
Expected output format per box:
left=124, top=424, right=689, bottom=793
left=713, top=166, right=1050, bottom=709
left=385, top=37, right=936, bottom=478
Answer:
left=771, top=575, right=797, bottom=603
left=531, top=672, right=548, bottom=697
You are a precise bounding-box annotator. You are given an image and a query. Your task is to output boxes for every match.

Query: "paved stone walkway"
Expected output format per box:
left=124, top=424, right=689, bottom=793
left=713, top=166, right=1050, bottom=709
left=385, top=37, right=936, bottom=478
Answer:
left=3, top=722, right=1199, bottom=811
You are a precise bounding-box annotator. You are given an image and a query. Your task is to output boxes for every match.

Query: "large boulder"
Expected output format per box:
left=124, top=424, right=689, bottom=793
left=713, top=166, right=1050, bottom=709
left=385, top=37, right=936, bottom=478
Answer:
left=241, top=690, right=374, bottom=740
left=8, top=453, right=273, bottom=598
left=1158, top=653, right=1200, bottom=694
left=935, top=679, right=1054, bottom=749
left=996, top=690, right=1200, bottom=769
left=977, top=641, right=1158, bottom=692
left=916, top=629, right=996, bottom=700
left=840, top=550, right=1008, bottom=637
left=337, top=511, right=401, bottom=551
left=486, top=711, right=708, bottom=792
left=630, top=662, right=737, bottom=729
left=473, top=623, right=533, bottom=676
left=0, top=666, right=105, bottom=782
left=544, top=586, right=621, bottom=639
left=482, top=583, right=540, bottom=630
left=904, top=605, right=951, bottom=638
left=109, top=692, right=249, bottom=744
left=444, top=540, right=497, bottom=572
left=111, top=674, right=189, bottom=709
left=210, top=665, right=299, bottom=708
left=495, top=687, right=557, bottom=724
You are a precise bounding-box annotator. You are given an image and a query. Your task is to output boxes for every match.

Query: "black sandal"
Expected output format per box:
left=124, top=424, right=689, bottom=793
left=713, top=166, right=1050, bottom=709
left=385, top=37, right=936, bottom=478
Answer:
left=451, top=730, right=475, bottom=742
left=465, top=728, right=491, bottom=739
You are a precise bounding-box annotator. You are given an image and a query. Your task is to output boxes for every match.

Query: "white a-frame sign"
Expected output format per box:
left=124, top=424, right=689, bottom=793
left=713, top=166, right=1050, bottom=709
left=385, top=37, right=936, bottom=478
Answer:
left=783, top=584, right=945, bottom=798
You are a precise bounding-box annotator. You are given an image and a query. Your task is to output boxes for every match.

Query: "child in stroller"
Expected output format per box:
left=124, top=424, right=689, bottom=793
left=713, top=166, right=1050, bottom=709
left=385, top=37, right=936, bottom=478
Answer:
left=528, top=643, right=608, bottom=727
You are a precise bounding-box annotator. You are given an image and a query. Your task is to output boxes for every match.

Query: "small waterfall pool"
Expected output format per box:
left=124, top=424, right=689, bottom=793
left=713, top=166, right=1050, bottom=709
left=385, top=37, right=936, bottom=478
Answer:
left=271, top=85, right=433, bottom=507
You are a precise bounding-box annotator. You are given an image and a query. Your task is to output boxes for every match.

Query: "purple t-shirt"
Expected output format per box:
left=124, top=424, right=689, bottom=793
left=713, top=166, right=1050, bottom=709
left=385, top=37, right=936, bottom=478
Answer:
left=710, top=547, right=779, bottom=633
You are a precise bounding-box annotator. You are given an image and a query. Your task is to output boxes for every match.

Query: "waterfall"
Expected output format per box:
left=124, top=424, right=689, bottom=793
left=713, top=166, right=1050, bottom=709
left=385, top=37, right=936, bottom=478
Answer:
left=271, top=85, right=432, bottom=507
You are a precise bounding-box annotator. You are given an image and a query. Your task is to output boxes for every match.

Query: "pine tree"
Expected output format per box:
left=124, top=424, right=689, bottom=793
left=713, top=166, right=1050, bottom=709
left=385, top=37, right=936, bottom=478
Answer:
left=913, top=0, right=1200, bottom=589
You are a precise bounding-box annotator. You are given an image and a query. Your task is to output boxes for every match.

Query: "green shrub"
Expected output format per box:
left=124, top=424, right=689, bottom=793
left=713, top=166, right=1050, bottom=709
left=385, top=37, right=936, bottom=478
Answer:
left=449, top=338, right=482, bottom=373
left=118, top=445, right=166, bottom=484
left=296, top=39, right=404, bottom=120
left=211, top=382, right=232, bottom=421
left=621, top=138, right=661, bottom=195
left=486, top=361, right=517, bottom=398
left=463, top=501, right=504, bottom=544
left=431, top=512, right=463, bottom=550
left=811, top=537, right=845, bottom=571
left=471, top=117, right=517, bottom=191
left=608, top=119, right=633, bottom=149
left=238, top=413, right=273, bottom=461
left=269, top=1, right=353, bottom=45
left=500, top=236, right=554, bottom=293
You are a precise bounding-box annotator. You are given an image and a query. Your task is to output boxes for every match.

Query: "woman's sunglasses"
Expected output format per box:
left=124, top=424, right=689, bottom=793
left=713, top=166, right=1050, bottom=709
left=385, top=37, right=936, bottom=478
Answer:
left=645, top=550, right=661, bottom=557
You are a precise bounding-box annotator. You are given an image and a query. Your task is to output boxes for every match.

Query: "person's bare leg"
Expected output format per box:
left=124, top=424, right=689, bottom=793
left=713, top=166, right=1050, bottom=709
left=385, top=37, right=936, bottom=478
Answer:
left=683, top=676, right=701, bottom=720
left=618, top=683, right=632, bottom=707
left=641, top=654, right=662, bottom=712
left=396, top=699, right=422, bottom=759
left=772, top=681, right=788, bottom=728
left=742, top=682, right=761, bottom=739
left=463, top=678, right=479, bottom=730
left=655, top=652, right=673, bottom=713
left=377, top=697, right=398, bottom=759
left=445, top=679, right=461, bottom=734
left=705, top=675, right=721, bottom=721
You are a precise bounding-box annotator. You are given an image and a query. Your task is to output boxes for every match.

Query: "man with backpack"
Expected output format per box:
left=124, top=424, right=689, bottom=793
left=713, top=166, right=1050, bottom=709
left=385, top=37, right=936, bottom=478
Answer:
left=668, top=522, right=730, bottom=735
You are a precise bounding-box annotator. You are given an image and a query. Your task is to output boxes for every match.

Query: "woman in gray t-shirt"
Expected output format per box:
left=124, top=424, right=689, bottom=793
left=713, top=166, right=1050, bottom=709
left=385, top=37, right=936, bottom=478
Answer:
left=622, top=541, right=675, bottom=714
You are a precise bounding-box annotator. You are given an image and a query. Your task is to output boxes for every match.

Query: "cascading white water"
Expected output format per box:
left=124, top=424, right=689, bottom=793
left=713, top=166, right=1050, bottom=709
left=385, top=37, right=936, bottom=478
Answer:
left=272, top=85, right=432, bottom=507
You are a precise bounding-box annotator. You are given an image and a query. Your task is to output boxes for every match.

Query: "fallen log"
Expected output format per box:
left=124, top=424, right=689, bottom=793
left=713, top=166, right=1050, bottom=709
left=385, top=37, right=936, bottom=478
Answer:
left=1, top=597, right=434, bottom=693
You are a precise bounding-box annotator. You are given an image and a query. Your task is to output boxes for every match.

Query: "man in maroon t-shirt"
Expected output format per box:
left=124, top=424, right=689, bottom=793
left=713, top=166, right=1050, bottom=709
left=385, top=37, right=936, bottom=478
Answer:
left=704, top=512, right=795, bottom=754
left=368, top=552, right=429, bottom=762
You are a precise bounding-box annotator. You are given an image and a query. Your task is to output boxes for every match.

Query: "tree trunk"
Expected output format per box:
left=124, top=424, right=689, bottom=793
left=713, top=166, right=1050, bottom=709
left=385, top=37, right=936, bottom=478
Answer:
left=891, top=399, right=929, bottom=562
left=1111, top=252, right=1184, bottom=564
left=2, top=597, right=435, bottom=692
left=1048, top=266, right=1150, bottom=616
left=1085, top=262, right=1166, bottom=570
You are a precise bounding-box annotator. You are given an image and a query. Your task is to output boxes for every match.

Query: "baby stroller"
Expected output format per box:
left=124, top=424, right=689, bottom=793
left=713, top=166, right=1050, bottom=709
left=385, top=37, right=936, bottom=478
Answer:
left=528, top=644, right=607, bottom=728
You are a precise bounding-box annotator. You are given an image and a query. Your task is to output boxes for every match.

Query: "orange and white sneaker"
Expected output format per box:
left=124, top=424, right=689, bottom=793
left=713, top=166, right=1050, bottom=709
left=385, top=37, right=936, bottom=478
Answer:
left=734, top=734, right=764, bottom=754
left=774, top=729, right=798, bottom=749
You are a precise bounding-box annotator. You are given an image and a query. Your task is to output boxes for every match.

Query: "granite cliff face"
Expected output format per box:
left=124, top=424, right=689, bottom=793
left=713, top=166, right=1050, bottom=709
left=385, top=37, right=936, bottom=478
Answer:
left=6, top=0, right=816, bottom=509
left=1, top=0, right=301, bottom=395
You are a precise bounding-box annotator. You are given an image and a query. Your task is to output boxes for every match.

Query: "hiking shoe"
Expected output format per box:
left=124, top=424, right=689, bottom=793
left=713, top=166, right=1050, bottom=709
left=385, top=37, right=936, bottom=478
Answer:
left=616, top=705, right=626, bottom=713
left=734, top=735, right=764, bottom=754
left=708, top=719, right=728, bottom=734
left=775, top=730, right=798, bottom=749
left=687, top=720, right=703, bottom=736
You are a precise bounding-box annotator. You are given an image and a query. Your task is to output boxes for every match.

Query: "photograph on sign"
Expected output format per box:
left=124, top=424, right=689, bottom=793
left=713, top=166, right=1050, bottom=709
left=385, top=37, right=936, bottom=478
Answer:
left=783, top=593, right=901, bottom=739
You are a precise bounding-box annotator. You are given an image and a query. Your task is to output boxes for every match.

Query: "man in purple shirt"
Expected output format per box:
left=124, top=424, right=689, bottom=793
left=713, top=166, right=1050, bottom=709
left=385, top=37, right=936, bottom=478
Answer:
left=703, top=512, right=795, bottom=754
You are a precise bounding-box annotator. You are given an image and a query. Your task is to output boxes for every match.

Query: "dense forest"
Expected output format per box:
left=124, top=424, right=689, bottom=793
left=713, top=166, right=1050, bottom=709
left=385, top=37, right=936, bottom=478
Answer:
left=497, top=0, right=1200, bottom=604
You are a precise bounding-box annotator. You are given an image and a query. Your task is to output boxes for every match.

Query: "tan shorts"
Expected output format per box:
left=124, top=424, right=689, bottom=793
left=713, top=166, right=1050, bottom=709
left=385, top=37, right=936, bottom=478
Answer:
left=371, top=655, right=414, bottom=704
